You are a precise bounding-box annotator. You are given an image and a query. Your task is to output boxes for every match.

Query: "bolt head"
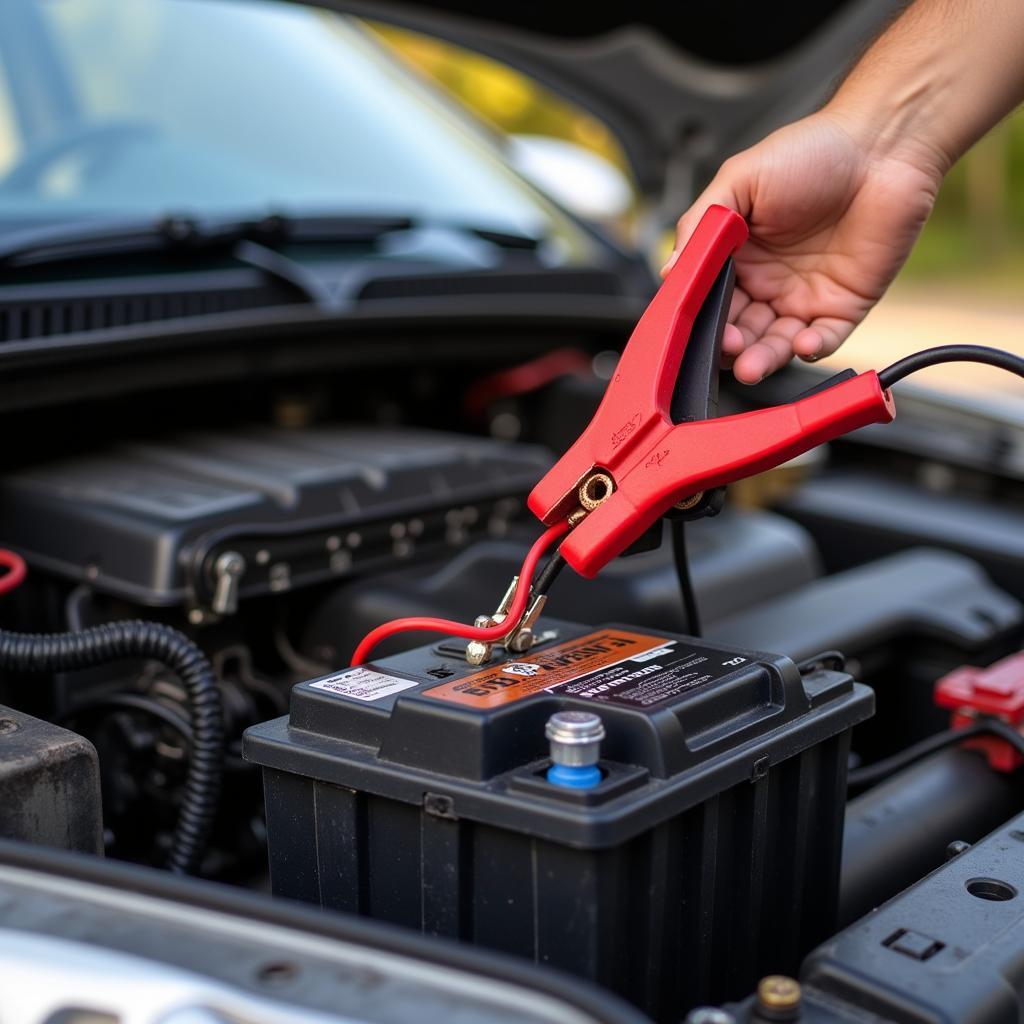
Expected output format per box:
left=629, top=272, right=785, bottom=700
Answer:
left=507, top=627, right=534, bottom=653
left=946, top=839, right=971, bottom=860
left=757, top=975, right=801, bottom=1012
left=465, top=641, right=491, bottom=666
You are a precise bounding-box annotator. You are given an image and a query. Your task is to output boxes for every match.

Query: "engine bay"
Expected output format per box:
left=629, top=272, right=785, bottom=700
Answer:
left=0, top=340, right=1022, bottom=1023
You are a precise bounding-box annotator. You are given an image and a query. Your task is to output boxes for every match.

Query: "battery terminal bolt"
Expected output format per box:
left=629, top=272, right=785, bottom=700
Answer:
left=545, top=710, right=605, bottom=789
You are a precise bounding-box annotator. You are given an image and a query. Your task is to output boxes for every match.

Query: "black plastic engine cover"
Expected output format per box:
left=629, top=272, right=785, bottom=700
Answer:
left=0, top=427, right=550, bottom=608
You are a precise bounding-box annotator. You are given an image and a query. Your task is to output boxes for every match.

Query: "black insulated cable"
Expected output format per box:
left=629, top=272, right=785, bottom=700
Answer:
left=878, top=344, right=1024, bottom=389
left=797, top=650, right=847, bottom=673
left=533, top=552, right=566, bottom=597
left=0, top=620, right=222, bottom=875
left=848, top=718, right=1024, bottom=791
left=670, top=519, right=701, bottom=637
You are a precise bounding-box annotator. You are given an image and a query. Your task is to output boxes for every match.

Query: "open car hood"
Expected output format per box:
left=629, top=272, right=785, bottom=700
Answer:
left=322, top=1, right=901, bottom=217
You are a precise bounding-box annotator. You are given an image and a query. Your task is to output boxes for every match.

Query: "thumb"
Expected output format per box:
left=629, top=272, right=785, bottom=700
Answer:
left=661, top=157, right=753, bottom=277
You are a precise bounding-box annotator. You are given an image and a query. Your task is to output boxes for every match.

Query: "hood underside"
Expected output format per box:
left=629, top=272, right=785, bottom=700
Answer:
left=319, top=0, right=902, bottom=215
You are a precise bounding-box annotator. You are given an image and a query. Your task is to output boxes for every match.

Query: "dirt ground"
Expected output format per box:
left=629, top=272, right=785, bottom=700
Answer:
left=818, top=283, right=1024, bottom=409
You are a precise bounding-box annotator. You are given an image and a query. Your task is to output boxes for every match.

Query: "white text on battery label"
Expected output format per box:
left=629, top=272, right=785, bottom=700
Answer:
left=722, top=656, right=747, bottom=667
left=309, top=668, right=418, bottom=702
left=579, top=663, right=663, bottom=697
left=632, top=644, right=676, bottom=663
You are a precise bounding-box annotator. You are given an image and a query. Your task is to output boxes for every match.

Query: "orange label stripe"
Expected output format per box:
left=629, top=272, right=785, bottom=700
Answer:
left=423, top=629, right=669, bottom=708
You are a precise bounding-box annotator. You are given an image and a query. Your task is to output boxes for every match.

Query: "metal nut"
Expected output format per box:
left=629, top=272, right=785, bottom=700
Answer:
left=465, top=640, right=491, bottom=666
left=506, top=626, right=534, bottom=654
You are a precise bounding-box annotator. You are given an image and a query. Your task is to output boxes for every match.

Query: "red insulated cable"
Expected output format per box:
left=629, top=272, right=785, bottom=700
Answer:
left=0, top=549, right=27, bottom=596
left=350, top=520, right=569, bottom=666
left=464, top=349, right=593, bottom=421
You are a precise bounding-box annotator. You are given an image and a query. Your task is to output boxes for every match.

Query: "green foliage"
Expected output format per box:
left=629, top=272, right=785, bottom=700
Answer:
left=903, top=109, right=1024, bottom=289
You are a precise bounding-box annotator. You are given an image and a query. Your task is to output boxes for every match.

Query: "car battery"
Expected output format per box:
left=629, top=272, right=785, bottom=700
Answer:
left=244, top=621, right=872, bottom=1022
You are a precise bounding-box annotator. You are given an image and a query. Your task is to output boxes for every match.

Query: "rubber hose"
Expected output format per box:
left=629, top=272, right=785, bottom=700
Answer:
left=0, top=620, right=222, bottom=875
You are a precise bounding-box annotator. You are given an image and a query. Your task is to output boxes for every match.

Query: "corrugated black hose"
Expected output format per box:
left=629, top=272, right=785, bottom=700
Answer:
left=0, top=620, right=223, bottom=875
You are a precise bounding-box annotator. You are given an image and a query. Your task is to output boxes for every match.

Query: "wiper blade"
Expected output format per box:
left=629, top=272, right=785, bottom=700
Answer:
left=0, top=212, right=418, bottom=269
left=0, top=211, right=546, bottom=318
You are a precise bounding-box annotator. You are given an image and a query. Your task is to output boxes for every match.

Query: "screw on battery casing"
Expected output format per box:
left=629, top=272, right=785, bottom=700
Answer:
left=545, top=711, right=605, bottom=789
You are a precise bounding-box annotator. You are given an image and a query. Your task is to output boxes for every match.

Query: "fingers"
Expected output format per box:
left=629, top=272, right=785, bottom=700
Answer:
left=724, top=314, right=855, bottom=383
left=721, top=323, right=745, bottom=357
left=792, top=318, right=854, bottom=361
left=732, top=316, right=808, bottom=383
left=721, top=288, right=751, bottom=356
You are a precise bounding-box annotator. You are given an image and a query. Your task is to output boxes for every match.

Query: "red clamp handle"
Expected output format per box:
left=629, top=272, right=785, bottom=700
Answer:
left=528, top=205, right=896, bottom=578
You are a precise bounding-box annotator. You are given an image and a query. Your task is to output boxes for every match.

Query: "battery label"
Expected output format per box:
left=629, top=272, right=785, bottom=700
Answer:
left=309, top=667, right=418, bottom=702
left=423, top=629, right=751, bottom=709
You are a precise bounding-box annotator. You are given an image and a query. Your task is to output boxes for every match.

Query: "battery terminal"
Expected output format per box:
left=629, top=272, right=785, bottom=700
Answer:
left=465, top=576, right=550, bottom=665
left=546, top=711, right=605, bottom=789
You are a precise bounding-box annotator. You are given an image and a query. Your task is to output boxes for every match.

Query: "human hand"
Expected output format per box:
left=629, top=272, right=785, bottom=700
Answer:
left=664, top=110, right=945, bottom=383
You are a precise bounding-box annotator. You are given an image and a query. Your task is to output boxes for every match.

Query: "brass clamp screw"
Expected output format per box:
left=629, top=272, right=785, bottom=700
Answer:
left=567, top=471, right=616, bottom=529
left=756, top=975, right=801, bottom=1020
left=579, top=472, right=614, bottom=511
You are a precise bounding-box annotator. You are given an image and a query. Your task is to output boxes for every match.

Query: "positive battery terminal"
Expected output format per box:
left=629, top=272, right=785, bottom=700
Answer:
left=465, top=578, right=550, bottom=665
left=545, top=710, right=605, bottom=789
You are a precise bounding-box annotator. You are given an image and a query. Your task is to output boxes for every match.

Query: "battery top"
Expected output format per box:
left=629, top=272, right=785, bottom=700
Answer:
left=252, top=620, right=866, bottom=784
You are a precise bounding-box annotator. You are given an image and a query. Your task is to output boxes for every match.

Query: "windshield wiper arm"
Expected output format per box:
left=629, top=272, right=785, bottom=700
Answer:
left=0, top=212, right=418, bottom=269
left=0, top=212, right=546, bottom=315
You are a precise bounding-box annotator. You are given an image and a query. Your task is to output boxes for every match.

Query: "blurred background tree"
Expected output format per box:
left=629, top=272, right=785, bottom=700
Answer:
left=370, top=24, right=629, bottom=173
left=372, top=21, right=1024, bottom=401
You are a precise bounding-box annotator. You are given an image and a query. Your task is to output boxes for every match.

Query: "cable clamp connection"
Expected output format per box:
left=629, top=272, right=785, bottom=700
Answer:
left=465, top=575, right=548, bottom=665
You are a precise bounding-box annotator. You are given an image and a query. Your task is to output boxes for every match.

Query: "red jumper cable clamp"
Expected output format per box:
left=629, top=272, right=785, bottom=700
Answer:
left=935, top=652, right=1024, bottom=772
left=528, top=204, right=897, bottom=578
left=350, top=204, right=903, bottom=666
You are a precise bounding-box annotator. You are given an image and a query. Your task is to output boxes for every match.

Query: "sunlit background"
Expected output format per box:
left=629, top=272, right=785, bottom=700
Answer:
left=374, top=22, right=1024, bottom=407
left=1, top=6, right=1021, bottom=405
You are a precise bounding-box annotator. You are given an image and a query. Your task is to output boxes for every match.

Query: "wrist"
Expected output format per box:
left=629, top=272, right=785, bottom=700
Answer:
left=822, top=76, right=955, bottom=182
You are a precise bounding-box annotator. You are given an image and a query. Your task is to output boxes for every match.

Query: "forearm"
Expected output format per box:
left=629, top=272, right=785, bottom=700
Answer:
left=826, top=0, right=1024, bottom=174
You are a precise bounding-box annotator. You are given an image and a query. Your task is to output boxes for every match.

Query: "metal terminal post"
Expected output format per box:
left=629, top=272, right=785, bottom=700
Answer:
left=545, top=711, right=605, bottom=789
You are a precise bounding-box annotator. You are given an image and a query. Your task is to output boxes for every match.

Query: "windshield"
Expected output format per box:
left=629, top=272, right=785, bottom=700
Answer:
left=0, top=0, right=593, bottom=255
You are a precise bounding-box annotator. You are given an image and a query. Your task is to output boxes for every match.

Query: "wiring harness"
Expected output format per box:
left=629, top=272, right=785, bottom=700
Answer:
left=0, top=551, right=222, bottom=875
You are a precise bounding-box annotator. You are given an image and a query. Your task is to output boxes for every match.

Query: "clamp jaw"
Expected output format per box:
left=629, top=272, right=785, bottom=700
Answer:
left=528, top=204, right=897, bottom=578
